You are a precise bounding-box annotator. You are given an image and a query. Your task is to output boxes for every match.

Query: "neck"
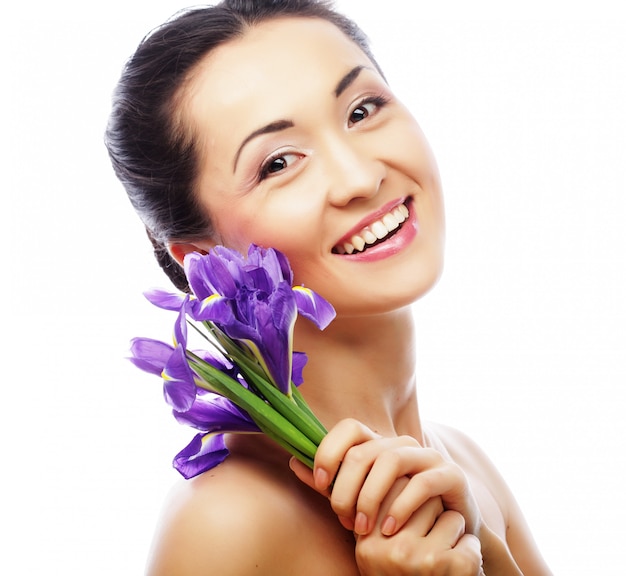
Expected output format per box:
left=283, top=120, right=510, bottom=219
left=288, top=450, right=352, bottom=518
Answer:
left=294, top=306, right=424, bottom=442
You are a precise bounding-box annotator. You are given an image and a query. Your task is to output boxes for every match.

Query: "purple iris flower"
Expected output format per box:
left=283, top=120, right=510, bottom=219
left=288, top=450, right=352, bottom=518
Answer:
left=132, top=244, right=334, bottom=478
left=173, top=433, right=230, bottom=480
left=172, top=392, right=261, bottom=478
left=173, top=391, right=260, bottom=433
left=183, top=245, right=335, bottom=394
left=128, top=337, right=172, bottom=376
left=291, top=351, right=307, bottom=386
left=129, top=333, right=236, bottom=413
left=129, top=337, right=196, bottom=412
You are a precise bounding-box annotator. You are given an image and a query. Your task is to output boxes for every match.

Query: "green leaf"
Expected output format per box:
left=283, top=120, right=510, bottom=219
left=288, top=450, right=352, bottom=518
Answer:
left=190, top=357, right=318, bottom=459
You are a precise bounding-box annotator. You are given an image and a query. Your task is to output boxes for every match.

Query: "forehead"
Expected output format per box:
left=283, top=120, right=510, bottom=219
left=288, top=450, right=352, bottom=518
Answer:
left=181, top=17, right=374, bottom=148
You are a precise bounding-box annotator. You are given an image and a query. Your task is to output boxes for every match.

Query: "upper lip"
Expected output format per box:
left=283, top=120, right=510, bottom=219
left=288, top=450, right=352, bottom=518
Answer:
left=333, top=197, right=408, bottom=246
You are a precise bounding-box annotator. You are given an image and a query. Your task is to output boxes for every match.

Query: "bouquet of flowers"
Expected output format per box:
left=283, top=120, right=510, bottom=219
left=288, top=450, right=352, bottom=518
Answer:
left=129, top=244, right=335, bottom=479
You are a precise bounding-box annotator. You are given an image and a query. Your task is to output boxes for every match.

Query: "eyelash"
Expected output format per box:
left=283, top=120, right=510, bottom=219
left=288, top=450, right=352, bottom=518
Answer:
left=257, top=94, right=390, bottom=181
left=258, top=151, right=302, bottom=181
left=348, top=94, right=390, bottom=126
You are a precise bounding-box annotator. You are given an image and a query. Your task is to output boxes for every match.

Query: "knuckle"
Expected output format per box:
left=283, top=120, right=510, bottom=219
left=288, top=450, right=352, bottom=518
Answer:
left=329, top=487, right=354, bottom=515
left=377, top=448, right=403, bottom=471
left=416, top=470, right=439, bottom=495
left=356, top=490, right=378, bottom=512
left=397, top=434, right=420, bottom=447
left=388, top=535, right=418, bottom=567
left=339, top=417, right=366, bottom=436
left=355, top=538, right=378, bottom=569
left=329, top=497, right=353, bottom=517
left=343, top=443, right=369, bottom=466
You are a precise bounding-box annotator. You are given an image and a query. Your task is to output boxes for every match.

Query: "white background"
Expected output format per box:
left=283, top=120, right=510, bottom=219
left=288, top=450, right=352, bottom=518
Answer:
left=2, top=1, right=624, bottom=574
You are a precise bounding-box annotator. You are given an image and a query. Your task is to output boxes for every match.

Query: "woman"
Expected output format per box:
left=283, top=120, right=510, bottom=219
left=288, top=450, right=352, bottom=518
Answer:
left=106, top=1, right=552, bottom=574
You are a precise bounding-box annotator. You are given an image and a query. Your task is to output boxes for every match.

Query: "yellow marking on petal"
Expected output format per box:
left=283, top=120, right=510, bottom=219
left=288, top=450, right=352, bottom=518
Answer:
left=199, top=294, right=223, bottom=313
left=242, top=337, right=293, bottom=398
left=293, top=286, right=313, bottom=297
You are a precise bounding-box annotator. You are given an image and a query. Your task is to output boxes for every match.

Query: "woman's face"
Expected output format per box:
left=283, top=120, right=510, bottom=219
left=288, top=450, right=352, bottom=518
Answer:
left=180, top=16, right=445, bottom=317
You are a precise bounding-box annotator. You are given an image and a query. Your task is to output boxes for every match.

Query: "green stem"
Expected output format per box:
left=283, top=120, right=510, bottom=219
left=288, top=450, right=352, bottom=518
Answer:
left=190, top=357, right=318, bottom=459
left=258, top=425, right=315, bottom=470
left=291, top=384, right=327, bottom=434
left=233, top=355, right=327, bottom=445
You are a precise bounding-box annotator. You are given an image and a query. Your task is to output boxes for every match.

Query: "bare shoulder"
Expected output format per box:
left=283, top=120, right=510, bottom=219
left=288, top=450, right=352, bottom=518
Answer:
left=426, top=422, right=511, bottom=510
left=145, top=440, right=359, bottom=576
left=146, top=462, right=282, bottom=575
left=427, top=422, right=553, bottom=576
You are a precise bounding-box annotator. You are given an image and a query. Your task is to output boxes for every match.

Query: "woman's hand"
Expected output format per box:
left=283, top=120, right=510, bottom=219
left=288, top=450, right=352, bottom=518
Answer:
left=356, top=494, right=483, bottom=576
left=291, top=418, right=481, bottom=536
left=289, top=418, right=485, bottom=575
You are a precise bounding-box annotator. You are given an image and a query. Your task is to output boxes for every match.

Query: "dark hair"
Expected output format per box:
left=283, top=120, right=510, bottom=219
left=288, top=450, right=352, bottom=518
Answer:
left=105, top=0, right=379, bottom=291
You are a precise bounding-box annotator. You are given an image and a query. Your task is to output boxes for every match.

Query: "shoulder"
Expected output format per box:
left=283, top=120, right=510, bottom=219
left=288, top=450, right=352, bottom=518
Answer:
left=145, top=461, right=289, bottom=576
left=426, top=422, right=552, bottom=575
left=426, top=422, right=518, bottom=524
left=145, top=440, right=359, bottom=576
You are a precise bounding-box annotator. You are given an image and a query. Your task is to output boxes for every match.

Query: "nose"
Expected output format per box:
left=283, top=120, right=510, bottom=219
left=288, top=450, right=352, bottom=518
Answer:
left=323, top=134, right=386, bottom=206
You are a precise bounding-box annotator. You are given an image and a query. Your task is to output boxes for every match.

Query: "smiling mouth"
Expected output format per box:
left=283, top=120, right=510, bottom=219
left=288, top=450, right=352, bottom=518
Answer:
left=332, top=200, right=410, bottom=255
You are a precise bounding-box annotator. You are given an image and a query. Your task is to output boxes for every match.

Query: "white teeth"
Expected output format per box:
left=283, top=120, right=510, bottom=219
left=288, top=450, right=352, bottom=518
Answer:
left=350, top=235, right=366, bottom=252
left=363, top=229, right=378, bottom=244
left=337, top=202, right=410, bottom=255
left=382, top=213, right=400, bottom=231
left=371, top=221, right=388, bottom=239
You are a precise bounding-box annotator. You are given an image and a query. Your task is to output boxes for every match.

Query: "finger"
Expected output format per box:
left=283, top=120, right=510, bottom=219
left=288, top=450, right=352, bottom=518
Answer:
left=355, top=445, right=438, bottom=534
left=313, top=418, right=380, bottom=491
left=425, top=514, right=483, bottom=576
left=425, top=509, right=465, bottom=547
left=377, top=495, right=444, bottom=538
left=382, top=462, right=470, bottom=536
left=289, top=457, right=325, bottom=495
left=288, top=458, right=355, bottom=532
left=329, top=437, right=421, bottom=526
left=355, top=497, right=446, bottom=574
left=441, top=533, right=483, bottom=576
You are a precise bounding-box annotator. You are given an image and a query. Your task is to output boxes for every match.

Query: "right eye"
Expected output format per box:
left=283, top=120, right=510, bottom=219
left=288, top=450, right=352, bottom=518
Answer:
left=259, top=151, right=302, bottom=181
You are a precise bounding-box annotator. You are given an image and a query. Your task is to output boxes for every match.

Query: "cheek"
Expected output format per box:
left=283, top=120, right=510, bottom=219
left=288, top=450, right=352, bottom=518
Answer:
left=212, top=198, right=318, bottom=258
left=388, top=112, right=440, bottom=180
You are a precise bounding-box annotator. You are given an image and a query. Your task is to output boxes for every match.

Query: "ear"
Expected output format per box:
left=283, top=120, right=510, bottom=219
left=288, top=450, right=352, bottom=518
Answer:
left=168, top=239, right=216, bottom=267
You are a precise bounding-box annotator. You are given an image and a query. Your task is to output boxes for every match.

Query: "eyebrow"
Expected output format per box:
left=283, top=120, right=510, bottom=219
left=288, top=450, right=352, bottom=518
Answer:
left=334, top=65, right=365, bottom=97
left=233, top=120, right=294, bottom=171
left=233, top=65, right=368, bottom=172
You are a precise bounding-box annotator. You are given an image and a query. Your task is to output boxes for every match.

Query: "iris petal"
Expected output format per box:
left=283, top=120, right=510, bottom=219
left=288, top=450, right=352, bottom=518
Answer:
left=144, top=288, right=187, bottom=311
left=129, top=338, right=174, bottom=375
left=291, top=351, right=307, bottom=386
left=293, top=285, right=336, bottom=329
left=173, top=393, right=260, bottom=433
left=162, top=345, right=196, bottom=412
left=173, top=433, right=230, bottom=479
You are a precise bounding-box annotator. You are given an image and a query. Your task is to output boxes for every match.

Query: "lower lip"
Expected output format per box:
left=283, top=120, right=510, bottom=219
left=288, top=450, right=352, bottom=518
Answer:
left=335, top=201, right=418, bottom=262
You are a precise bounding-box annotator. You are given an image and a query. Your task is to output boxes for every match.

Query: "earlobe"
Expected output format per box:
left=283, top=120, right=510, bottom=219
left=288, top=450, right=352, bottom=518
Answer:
left=168, top=241, right=214, bottom=266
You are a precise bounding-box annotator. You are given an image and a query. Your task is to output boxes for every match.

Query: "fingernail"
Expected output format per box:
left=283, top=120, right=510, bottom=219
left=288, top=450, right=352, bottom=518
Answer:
left=354, top=512, right=369, bottom=535
left=381, top=515, right=397, bottom=536
left=314, top=467, right=329, bottom=490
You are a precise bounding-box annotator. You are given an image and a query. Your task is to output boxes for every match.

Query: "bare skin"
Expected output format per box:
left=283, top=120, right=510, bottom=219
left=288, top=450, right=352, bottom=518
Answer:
left=145, top=425, right=549, bottom=575
left=146, top=307, right=551, bottom=575
left=146, top=17, right=552, bottom=576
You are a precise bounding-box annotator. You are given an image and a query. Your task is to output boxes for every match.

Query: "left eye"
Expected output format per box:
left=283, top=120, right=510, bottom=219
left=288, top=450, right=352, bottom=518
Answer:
left=259, top=152, right=301, bottom=180
left=348, top=96, right=388, bottom=126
